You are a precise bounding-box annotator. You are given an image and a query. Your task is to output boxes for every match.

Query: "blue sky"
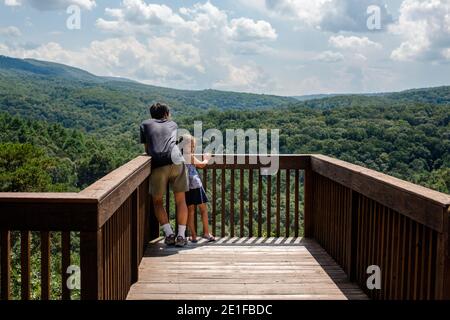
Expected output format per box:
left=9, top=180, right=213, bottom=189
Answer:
left=1, top=0, right=450, bottom=96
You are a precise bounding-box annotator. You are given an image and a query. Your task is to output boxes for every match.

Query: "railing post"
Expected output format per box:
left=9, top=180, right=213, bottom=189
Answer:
left=446, top=208, right=450, bottom=299
left=348, top=191, right=359, bottom=281
left=131, top=190, right=139, bottom=284
left=304, top=168, right=314, bottom=238
left=0, top=230, right=10, bottom=300
left=80, top=229, right=104, bottom=300
left=435, top=207, right=450, bottom=299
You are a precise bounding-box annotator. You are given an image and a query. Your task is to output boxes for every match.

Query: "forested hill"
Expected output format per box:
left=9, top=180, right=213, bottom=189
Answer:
left=293, top=87, right=450, bottom=105
left=0, top=55, right=296, bottom=128
left=0, top=56, right=449, bottom=194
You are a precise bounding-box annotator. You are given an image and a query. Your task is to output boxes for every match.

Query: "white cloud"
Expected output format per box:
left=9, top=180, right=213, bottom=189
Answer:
left=226, top=18, right=277, bottom=42
left=265, top=0, right=327, bottom=27
left=96, top=1, right=277, bottom=44
left=443, top=48, right=450, bottom=60
left=243, top=0, right=393, bottom=32
left=0, top=37, right=204, bottom=87
left=213, top=62, right=275, bottom=93
left=179, top=1, right=228, bottom=33
left=97, top=1, right=227, bottom=35
left=118, top=0, right=184, bottom=26
left=0, top=26, right=22, bottom=37
left=329, top=35, right=382, bottom=50
left=316, top=50, right=344, bottom=63
left=390, top=0, right=450, bottom=62
left=4, top=0, right=96, bottom=10
left=4, top=0, right=21, bottom=6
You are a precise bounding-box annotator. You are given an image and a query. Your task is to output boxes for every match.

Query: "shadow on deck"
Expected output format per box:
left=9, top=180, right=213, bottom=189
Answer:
left=127, top=238, right=368, bottom=300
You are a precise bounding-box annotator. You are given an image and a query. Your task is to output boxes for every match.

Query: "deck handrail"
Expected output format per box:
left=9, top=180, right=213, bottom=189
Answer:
left=0, top=155, right=155, bottom=300
left=0, top=154, right=449, bottom=300
left=307, top=154, right=449, bottom=300
left=310, top=154, right=449, bottom=232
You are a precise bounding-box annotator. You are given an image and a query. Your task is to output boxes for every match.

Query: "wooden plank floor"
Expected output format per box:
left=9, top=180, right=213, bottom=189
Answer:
left=127, top=237, right=368, bottom=300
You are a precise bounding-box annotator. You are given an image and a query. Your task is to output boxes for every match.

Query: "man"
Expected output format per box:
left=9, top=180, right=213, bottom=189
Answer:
left=140, top=102, right=189, bottom=247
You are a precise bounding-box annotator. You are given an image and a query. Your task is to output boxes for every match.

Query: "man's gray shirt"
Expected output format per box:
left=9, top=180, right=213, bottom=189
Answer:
left=140, top=119, right=183, bottom=168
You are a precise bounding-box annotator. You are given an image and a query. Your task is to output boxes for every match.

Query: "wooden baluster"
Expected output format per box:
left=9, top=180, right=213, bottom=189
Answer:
left=276, top=171, right=281, bottom=237
left=239, top=169, right=245, bottom=237
left=285, top=170, right=291, bottom=238
left=221, top=168, right=226, bottom=237
left=391, top=211, right=401, bottom=300
left=425, top=229, right=434, bottom=300
left=373, top=202, right=380, bottom=300
left=230, top=169, right=235, bottom=238
left=348, top=191, right=359, bottom=282
left=258, top=171, right=263, bottom=237
left=400, top=215, right=408, bottom=299
left=248, top=169, right=254, bottom=238
left=21, top=231, right=31, bottom=300
left=412, top=223, right=421, bottom=300
left=419, top=225, right=427, bottom=300
left=107, top=219, right=112, bottom=300
left=41, top=231, right=51, bottom=300
left=304, top=169, right=313, bottom=238
left=212, top=169, right=217, bottom=237
left=203, top=169, right=208, bottom=192
left=131, top=190, right=138, bottom=285
left=1, top=231, right=11, bottom=300
left=294, top=170, right=299, bottom=238
left=266, top=175, right=272, bottom=237
left=112, top=214, right=117, bottom=300
left=356, top=194, right=363, bottom=284
left=80, top=230, right=104, bottom=300
left=407, top=220, right=415, bottom=300
left=121, top=203, right=126, bottom=298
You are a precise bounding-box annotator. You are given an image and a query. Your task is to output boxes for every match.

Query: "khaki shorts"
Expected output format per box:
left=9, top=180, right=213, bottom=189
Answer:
left=149, top=164, right=189, bottom=196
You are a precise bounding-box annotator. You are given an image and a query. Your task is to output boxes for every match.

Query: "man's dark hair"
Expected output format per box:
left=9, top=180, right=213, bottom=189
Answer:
left=150, top=103, right=170, bottom=120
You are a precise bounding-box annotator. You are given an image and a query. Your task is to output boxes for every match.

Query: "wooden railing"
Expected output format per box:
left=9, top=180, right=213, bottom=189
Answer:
left=308, top=155, right=450, bottom=300
left=0, top=156, right=158, bottom=300
left=0, top=154, right=449, bottom=300
left=163, top=155, right=309, bottom=238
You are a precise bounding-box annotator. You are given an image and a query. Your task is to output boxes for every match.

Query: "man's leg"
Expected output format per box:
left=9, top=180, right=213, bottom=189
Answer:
left=152, top=195, right=169, bottom=225
left=149, top=166, right=175, bottom=242
left=171, top=164, right=189, bottom=246
left=153, top=195, right=175, bottom=239
left=174, top=192, right=188, bottom=240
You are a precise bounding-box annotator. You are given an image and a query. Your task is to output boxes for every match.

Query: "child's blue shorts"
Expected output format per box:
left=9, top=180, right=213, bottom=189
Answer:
left=186, top=187, right=209, bottom=206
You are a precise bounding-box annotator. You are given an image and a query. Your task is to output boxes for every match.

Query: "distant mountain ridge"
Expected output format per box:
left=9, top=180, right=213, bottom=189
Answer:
left=2, top=55, right=449, bottom=106
left=0, top=55, right=297, bottom=110
left=293, top=87, right=450, bottom=104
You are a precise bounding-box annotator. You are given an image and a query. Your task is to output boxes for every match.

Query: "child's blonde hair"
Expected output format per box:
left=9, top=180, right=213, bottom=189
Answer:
left=181, top=134, right=196, bottom=154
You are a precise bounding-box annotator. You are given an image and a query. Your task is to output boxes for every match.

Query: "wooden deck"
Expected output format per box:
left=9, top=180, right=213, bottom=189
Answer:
left=127, top=237, right=368, bottom=300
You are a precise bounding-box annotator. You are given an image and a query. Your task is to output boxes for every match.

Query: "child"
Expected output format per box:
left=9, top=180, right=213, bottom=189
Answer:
left=181, top=134, right=216, bottom=243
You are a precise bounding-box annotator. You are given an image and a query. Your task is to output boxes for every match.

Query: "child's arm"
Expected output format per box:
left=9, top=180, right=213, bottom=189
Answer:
left=192, top=153, right=211, bottom=169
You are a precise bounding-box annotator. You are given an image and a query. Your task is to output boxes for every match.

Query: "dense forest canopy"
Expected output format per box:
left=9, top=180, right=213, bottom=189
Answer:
left=0, top=56, right=449, bottom=194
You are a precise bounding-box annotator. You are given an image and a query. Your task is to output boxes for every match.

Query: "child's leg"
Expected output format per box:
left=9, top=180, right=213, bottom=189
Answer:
left=198, top=203, right=211, bottom=236
left=187, top=205, right=197, bottom=240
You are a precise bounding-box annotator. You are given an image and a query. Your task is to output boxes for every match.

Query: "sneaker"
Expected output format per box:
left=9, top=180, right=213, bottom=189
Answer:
left=164, top=234, right=176, bottom=246
left=175, top=236, right=188, bottom=247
